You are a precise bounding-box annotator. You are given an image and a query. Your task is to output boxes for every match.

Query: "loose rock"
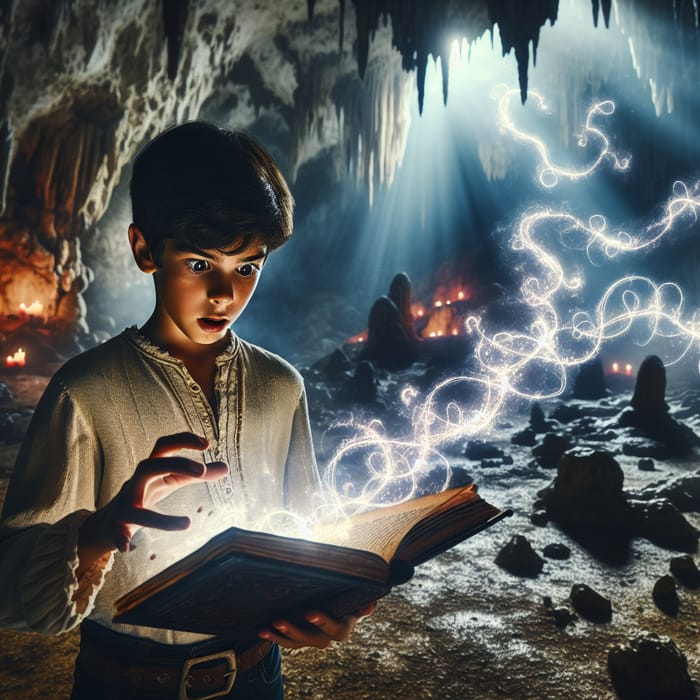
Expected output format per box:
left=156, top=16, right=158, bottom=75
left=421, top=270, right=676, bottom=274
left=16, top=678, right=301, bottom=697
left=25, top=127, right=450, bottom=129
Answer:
left=495, top=535, right=544, bottom=578
left=570, top=583, right=612, bottom=622
left=670, top=555, right=700, bottom=589
left=542, top=543, right=571, bottom=560
left=652, top=574, right=679, bottom=616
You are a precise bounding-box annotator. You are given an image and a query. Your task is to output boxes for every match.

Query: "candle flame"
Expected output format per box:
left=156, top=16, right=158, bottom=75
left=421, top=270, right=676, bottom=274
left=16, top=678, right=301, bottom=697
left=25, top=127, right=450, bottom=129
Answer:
left=5, top=348, right=26, bottom=368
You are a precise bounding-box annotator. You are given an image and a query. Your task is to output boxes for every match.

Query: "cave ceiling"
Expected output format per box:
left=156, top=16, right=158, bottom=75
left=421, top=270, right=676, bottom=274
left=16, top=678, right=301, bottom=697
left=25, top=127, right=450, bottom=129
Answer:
left=0, top=0, right=698, bottom=335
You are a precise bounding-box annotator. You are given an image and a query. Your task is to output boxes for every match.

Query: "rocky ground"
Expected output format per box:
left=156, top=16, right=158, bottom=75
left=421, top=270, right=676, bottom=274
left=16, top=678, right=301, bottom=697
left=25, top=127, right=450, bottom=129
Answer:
left=1, top=355, right=699, bottom=699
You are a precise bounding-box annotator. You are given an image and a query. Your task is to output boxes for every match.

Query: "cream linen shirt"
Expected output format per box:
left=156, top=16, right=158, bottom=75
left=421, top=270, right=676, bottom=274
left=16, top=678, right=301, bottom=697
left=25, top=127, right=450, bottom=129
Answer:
left=0, top=327, right=321, bottom=643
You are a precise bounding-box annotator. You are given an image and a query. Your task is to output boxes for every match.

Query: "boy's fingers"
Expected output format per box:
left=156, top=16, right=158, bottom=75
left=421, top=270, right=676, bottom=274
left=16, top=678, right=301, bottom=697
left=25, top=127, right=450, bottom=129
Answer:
left=201, top=461, right=229, bottom=479
left=119, top=507, right=191, bottom=533
left=304, top=611, right=355, bottom=641
left=260, top=621, right=331, bottom=650
left=150, top=432, right=209, bottom=458
left=136, top=456, right=207, bottom=480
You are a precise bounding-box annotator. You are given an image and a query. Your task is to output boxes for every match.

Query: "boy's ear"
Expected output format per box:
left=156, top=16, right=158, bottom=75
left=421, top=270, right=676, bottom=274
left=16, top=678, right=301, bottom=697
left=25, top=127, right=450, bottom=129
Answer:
left=128, top=224, right=157, bottom=273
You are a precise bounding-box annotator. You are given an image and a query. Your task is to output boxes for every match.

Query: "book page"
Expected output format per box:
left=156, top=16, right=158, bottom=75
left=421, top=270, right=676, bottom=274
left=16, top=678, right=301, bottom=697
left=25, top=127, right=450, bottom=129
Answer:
left=314, top=504, right=439, bottom=562
left=314, top=486, right=477, bottom=561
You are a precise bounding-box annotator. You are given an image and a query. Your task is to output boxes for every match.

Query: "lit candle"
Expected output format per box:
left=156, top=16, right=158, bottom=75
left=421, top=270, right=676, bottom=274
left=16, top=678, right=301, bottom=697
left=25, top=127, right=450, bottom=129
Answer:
left=611, top=362, right=619, bottom=373
left=457, top=291, right=465, bottom=300
left=19, top=300, right=44, bottom=321
left=5, top=348, right=26, bottom=368
left=625, top=363, right=633, bottom=375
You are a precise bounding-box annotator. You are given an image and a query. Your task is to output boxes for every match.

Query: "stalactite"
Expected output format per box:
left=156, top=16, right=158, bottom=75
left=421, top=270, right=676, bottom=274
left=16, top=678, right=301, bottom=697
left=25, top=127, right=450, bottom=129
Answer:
left=592, top=0, right=611, bottom=28
left=162, top=0, right=190, bottom=81
left=487, top=0, right=558, bottom=104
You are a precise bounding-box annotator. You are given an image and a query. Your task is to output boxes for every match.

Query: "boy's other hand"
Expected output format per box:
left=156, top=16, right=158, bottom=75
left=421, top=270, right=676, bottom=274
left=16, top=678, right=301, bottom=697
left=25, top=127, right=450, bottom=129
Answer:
left=81, top=432, right=228, bottom=555
left=258, top=601, right=377, bottom=650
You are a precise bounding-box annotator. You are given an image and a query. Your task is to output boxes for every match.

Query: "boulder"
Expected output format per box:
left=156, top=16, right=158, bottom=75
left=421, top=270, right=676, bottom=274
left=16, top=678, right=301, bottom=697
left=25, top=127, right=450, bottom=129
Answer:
left=619, top=355, right=700, bottom=455
left=538, top=448, right=630, bottom=533
left=608, top=633, right=696, bottom=700
left=511, top=426, right=537, bottom=446
left=571, top=357, right=607, bottom=400
left=629, top=498, right=698, bottom=551
left=361, top=296, right=418, bottom=370
left=532, top=433, right=572, bottom=468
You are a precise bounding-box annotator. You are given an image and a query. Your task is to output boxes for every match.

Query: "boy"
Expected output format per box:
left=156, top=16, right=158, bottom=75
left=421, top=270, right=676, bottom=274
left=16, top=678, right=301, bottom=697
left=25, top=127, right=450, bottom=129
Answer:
left=0, top=122, right=373, bottom=699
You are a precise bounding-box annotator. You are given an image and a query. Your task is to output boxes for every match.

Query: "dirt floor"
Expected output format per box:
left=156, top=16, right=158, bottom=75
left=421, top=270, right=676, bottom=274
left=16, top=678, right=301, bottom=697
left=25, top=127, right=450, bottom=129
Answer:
left=1, top=367, right=699, bottom=699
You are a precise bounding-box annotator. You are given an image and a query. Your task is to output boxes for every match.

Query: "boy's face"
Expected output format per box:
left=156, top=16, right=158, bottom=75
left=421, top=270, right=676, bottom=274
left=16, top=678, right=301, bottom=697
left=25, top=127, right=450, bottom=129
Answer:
left=148, top=235, right=267, bottom=351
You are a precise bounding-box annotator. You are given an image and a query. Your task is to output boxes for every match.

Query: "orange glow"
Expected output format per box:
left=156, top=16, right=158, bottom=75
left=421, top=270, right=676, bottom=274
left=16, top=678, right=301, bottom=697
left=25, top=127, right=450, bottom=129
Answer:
left=5, top=348, right=26, bottom=368
left=346, top=329, right=368, bottom=344
left=434, top=300, right=443, bottom=308
left=411, top=302, right=427, bottom=319
left=611, top=362, right=619, bottom=373
left=625, top=363, right=633, bottom=375
left=431, top=281, right=471, bottom=308
left=421, top=306, right=455, bottom=339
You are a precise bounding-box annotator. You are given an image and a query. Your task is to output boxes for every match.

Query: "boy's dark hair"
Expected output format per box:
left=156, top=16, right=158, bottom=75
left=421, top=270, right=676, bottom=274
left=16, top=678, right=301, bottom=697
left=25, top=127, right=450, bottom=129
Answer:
left=130, top=122, right=293, bottom=263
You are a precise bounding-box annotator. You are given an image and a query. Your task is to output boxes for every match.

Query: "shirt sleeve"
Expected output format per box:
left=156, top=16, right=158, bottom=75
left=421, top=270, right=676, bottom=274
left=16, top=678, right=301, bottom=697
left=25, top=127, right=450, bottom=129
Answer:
left=283, top=386, right=324, bottom=520
left=0, top=376, right=114, bottom=634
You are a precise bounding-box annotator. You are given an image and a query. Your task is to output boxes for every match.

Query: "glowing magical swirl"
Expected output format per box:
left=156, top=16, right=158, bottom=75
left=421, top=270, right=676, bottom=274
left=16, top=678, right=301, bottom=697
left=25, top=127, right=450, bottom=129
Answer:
left=495, top=86, right=631, bottom=188
left=280, top=96, right=700, bottom=533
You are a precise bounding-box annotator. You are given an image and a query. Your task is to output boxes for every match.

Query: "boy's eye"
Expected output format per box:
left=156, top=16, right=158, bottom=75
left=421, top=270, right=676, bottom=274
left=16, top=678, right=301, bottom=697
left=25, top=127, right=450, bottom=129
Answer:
left=185, top=259, right=210, bottom=273
left=237, top=263, right=259, bottom=278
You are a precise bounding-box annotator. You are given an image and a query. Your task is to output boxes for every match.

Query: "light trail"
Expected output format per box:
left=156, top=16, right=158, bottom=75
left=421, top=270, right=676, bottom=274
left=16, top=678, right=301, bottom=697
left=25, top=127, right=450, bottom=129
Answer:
left=495, top=86, right=631, bottom=188
left=252, top=91, right=700, bottom=539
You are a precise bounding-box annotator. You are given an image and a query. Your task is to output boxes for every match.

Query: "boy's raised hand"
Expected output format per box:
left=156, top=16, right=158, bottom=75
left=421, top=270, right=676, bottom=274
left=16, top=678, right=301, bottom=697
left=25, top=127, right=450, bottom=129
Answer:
left=78, top=432, right=227, bottom=565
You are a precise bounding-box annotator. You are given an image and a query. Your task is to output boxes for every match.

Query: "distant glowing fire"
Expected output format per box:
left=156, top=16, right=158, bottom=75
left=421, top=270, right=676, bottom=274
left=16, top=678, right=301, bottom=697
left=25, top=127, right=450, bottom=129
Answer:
left=348, top=280, right=473, bottom=344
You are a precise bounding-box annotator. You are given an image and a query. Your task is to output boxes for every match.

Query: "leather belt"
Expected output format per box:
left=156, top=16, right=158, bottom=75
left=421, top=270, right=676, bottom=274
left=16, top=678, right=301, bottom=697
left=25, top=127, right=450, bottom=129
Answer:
left=77, top=627, right=272, bottom=700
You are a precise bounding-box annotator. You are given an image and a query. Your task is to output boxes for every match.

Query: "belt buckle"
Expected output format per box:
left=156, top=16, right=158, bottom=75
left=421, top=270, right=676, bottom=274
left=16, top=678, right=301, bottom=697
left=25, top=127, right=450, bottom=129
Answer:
left=178, top=650, right=237, bottom=700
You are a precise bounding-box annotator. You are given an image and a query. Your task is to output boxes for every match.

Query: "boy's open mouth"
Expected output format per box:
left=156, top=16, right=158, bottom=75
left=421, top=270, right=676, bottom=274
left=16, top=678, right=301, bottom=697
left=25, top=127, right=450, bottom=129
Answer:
left=197, top=317, right=230, bottom=333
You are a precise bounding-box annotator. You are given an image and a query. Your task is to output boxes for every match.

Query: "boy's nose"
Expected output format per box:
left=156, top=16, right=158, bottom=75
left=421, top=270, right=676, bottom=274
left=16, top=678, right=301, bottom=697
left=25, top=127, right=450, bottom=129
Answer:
left=208, top=277, right=234, bottom=303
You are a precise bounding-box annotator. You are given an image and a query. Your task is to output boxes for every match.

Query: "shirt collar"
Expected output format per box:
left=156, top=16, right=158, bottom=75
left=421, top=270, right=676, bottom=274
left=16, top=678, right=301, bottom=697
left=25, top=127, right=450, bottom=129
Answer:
left=123, top=326, right=240, bottom=364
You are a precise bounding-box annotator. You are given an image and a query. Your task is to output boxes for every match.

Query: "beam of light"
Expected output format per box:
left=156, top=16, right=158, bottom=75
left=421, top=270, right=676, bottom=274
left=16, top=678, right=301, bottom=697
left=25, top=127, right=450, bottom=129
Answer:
left=495, top=86, right=631, bottom=188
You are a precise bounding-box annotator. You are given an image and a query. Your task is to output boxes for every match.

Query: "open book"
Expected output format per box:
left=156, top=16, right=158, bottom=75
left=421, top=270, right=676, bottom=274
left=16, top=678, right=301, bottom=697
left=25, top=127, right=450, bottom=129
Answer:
left=113, top=484, right=510, bottom=646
